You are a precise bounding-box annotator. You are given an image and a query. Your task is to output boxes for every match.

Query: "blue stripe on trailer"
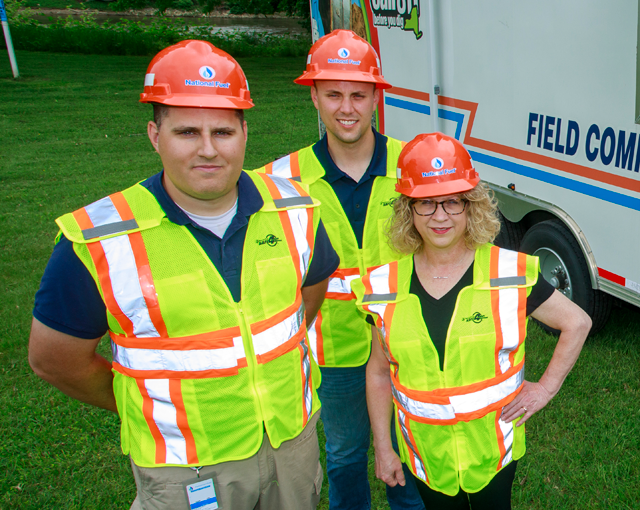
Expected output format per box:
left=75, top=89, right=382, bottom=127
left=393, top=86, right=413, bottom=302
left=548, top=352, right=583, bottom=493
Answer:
left=385, top=97, right=464, bottom=140
left=469, top=150, right=640, bottom=212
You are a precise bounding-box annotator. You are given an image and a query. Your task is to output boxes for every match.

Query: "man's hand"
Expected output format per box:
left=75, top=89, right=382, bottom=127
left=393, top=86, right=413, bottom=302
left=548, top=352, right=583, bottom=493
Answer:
left=29, top=318, right=117, bottom=412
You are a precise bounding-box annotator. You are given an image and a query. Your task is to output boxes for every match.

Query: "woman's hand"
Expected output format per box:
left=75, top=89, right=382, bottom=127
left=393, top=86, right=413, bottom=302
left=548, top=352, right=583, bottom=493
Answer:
left=501, top=380, right=553, bottom=426
left=374, top=445, right=406, bottom=487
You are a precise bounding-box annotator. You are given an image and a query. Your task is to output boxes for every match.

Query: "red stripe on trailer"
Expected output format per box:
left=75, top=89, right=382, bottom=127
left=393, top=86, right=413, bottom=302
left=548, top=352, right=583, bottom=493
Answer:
left=598, top=268, right=625, bottom=286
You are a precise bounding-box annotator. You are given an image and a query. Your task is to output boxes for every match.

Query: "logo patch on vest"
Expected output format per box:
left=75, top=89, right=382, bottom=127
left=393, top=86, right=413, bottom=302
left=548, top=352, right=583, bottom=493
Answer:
left=380, top=198, right=397, bottom=207
left=256, top=234, right=282, bottom=247
left=462, top=312, right=488, bottom=323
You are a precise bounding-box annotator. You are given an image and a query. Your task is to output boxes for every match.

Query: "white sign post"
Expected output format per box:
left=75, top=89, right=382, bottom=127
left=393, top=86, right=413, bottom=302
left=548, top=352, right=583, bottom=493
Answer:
left=1, top=0, right=19, bottom=78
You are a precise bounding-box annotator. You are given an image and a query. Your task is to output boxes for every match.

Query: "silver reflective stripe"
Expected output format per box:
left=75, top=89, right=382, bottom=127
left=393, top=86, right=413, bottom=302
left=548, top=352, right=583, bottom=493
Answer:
left=144, top=379, right=188, bottom=465
left=252, top=304, right=305, bottom=356
left=393, top=365, right=524, bottom=420
left=393, top=385, right=456, bottom=420
left=490, top=276, right=526, bottom=287
left=327, top=274, right=360, bottom=294
left=272, top=155, right=293, bottom=178
left=84, top=196, right=160, bottom=338
left=497, top=416, right=515, bottom=467
left=112, top=342, right=239, bottom=372
left=274, top=196, right=313, bottom=208
left=307, top=315, right=319, bottom=363
left=450, top=366, right=524, bottom=413
left=82, top=218, right=139, bottom=240
left=362, top=293, right=397, bottom=302
left=286, top=207, right=312, bottom=282
left=300, top=338, right=313, bottom=418
left=496, top=249, right=524, bottom=374
left=397, top=409, right=427, bottom=482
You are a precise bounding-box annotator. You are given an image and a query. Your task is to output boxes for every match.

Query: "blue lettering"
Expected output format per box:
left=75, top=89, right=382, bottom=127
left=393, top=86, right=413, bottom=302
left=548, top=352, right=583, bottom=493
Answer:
left=615, top=131, right=636, bottom=170
left=537, top=114, right=544, bottom=148
left=565, top=121, right=579, bottom=156
left=543, top=116, right=555, bottom=151
left=600, top=127, right=615, bottom=165
left=586, top=124, right=600, bottom=162
left=554, top=118, right=565, bottom=154
left=527, top=113, right=538, bottom=146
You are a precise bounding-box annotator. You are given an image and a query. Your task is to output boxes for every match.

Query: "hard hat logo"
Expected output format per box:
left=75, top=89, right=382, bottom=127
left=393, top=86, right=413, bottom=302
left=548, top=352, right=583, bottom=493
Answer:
left=431, top=157, right=444, bottom=170
left=338, top=48, right=350, bottom=58
left=199, top=66, right=216, bottom=80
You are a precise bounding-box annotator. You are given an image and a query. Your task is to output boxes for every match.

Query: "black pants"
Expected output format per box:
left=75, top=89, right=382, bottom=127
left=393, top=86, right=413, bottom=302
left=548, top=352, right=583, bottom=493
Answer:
left=412, top=460, right=517, bottom=510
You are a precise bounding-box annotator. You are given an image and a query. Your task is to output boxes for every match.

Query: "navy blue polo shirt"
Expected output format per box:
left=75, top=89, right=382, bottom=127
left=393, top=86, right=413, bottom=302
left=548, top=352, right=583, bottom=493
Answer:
left=312, top=129, right=388, bottom=248
left=33, top=171, right=340, bottom=340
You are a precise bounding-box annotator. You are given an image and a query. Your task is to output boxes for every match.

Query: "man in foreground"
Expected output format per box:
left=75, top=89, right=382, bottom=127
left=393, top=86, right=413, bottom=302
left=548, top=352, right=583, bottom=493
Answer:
left=29, top=40, right=339, bottom=510
left=255, top=30, right=424, bottom=510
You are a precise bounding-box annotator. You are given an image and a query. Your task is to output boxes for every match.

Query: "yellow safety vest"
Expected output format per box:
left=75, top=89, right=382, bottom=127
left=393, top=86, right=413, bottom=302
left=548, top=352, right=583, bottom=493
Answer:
left=353, top=244, right=539, bottom=495
left=56, top=171, right=322, bottom=468
left=253, top=136, right=405, bottom=367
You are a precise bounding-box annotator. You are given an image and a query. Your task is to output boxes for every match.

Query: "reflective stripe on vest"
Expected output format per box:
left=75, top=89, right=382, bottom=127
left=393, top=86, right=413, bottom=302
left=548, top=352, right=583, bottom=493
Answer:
left=255, top=173, right=315, bottom=285
left=391, top=365, right=524, bottom=423
left=73, top=193, right=167, bottom=339
left=397, top=408, right=429, bottom=483
left=326, top=267, right=361, bottom=301
left=307, top=312, right=324, bottom=365
left=489, top=246, right=528, bottom=375
left=495, top=413, right=516, bottom=468
left=264, top=152, right=301, bottom=181
left=298, top=336, right=313, bottom=423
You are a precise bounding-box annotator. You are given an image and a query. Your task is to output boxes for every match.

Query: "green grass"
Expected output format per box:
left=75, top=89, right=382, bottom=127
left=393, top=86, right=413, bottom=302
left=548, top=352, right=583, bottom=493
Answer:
left=1, top=51, right=639, bottom=509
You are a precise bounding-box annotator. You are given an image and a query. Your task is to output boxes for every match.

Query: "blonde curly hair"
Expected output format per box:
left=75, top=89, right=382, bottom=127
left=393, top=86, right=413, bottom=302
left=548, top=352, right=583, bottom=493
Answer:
left=386, top=181, right=501, bottom=254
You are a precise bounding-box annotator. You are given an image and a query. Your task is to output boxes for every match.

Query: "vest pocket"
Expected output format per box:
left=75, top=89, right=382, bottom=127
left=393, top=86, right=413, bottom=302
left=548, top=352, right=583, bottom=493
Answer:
left=255, top=256, right=298, bottom=317
left=457, top=333, right=498, bottom=384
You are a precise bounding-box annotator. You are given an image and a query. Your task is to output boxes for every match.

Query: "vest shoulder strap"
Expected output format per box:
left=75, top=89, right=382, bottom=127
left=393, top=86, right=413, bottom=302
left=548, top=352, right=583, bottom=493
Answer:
left=56, top=184, right=163, bottom=244
left=473, top=244, right=539, bottom=290
left=248, top=170, right=320, bottom=212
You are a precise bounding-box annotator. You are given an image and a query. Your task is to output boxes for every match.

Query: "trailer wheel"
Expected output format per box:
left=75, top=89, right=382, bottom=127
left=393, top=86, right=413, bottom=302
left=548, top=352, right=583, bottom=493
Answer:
left=494, top=212, right=526, bottom=251
left=519, top=219, right=612, bottom=335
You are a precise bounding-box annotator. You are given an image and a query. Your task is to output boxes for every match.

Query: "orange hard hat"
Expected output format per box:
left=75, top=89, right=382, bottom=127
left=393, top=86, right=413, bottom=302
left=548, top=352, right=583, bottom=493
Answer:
left=140, top=40, right=254, bottom=109
left=396, top=132, right=480, bottom=197
left=294, top=30, right=391, bottom=89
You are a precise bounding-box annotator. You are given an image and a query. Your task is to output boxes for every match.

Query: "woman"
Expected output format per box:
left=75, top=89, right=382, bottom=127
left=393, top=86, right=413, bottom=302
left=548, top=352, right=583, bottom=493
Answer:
left=352, top=132, right=591, bottom=509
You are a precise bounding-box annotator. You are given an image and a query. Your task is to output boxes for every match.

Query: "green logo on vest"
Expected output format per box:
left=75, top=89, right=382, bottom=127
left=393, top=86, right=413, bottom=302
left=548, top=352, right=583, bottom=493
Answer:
left=256, top=234, right=282, bottom=247
left=463, top=312, right=488, bottom=323
left=380, top=198, right=397, bottom=207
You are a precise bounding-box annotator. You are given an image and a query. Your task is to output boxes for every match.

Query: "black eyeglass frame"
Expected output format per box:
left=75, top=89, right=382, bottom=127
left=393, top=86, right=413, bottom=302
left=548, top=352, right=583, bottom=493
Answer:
left=411, top=198, right=469, bottom=216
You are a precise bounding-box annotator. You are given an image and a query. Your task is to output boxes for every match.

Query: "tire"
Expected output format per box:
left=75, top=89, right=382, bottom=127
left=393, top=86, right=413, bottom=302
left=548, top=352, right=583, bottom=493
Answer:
left=519, top=219, right=612, bottom=335
left=494, top=212, right=526, bottom=251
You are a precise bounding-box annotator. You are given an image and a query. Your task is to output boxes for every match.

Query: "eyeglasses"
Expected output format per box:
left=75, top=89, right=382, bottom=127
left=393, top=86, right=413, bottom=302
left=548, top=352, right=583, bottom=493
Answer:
left=412, top=198, right=468, bottom=216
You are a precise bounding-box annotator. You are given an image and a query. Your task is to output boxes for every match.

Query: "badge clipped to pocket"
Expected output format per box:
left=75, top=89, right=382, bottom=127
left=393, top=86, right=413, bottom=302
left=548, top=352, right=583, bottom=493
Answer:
left=183, top=476, right=219, bottom=510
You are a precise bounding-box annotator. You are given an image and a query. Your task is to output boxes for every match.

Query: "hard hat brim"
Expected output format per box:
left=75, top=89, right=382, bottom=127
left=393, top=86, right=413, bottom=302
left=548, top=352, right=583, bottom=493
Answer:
left=397, top=177, right=480, bottom=198
left=294, top=70, right=392, bottom=89
left=140, top=93, right=254, bottom=109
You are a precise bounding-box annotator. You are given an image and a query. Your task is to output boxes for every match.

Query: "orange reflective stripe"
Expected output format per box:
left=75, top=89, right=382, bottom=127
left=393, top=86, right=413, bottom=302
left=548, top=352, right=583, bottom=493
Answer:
left=512, top=252, right=528, bottom=367
left=109, top=192, right=169, bottom=338
left=326, top=267, right=360, bottom=301
left=111, top=328, right=240, bottom=350
left=289, top=151, right=301, bottom=180
left=255, top=326, right=306, bottom=365
left=297, top=340, right=312, bottom=425
left=250, top=298, right=302, bottom=335
left=169, top=379, right=199, bottom=465
left=263, top=161, right=274, bottom=174
left=72, top=207, right=136, bottom=337
left=489, top=245, right=503, bottom=376
left=137, top=379, right=167, bottom=465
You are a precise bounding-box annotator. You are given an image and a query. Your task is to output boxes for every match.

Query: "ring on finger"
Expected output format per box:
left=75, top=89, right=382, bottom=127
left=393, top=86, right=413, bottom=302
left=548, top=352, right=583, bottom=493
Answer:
left=522, top=406, right=528, bottom=412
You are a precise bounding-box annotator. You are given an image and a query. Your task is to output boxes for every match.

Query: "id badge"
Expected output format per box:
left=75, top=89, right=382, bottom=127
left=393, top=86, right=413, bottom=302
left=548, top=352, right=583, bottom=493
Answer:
left=183, top=476, right=219, bottom=510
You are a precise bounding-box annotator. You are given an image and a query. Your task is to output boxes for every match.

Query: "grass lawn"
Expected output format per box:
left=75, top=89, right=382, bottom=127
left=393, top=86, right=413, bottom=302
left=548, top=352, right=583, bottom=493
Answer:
left=1, top=50, right=639, bottom=510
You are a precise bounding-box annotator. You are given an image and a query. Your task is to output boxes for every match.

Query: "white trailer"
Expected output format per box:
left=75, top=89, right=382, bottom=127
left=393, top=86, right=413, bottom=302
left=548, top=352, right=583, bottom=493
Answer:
left=309, top=0, right=640, bottom=332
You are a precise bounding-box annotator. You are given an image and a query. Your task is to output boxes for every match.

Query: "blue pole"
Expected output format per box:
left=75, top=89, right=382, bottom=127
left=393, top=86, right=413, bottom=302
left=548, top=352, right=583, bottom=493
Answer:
left=1, top=0, right=19, bottom=78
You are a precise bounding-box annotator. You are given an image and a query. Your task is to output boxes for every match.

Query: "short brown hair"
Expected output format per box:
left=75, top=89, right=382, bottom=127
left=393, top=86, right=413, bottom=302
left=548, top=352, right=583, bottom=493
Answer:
left=386, top=182, right=501, bottom=254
